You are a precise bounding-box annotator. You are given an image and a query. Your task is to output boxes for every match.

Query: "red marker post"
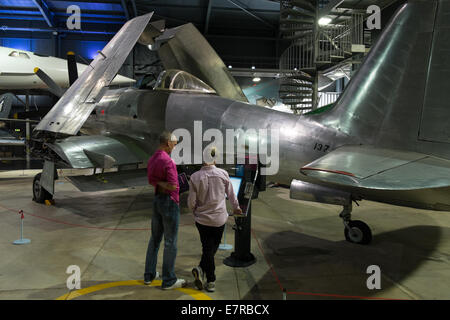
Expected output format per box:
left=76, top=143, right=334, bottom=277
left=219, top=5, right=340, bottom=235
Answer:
left=13, top=210, right=31, bottom=245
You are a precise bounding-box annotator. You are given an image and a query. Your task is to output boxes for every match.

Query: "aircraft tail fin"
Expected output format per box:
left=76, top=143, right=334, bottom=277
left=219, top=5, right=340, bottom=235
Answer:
left=318, top=0, right=449, bottom=156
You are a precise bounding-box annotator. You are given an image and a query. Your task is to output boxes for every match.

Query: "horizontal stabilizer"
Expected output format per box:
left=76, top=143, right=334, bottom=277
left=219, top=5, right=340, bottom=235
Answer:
left=66, top=169, right=148, bottom=192
left=301, top=145, right=450, bottom=190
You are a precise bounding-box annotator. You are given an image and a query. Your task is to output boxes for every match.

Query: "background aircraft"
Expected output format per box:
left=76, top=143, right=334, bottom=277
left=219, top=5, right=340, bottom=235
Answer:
left=0, top=46, right=137, bottom=168
left=0, top=46, right=135, bottom=93
left=30, top=1, right=450, bottom=245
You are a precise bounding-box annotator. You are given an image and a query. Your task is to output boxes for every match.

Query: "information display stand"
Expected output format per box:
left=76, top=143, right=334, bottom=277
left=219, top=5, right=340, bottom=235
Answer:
left=224, top=160, right=264, bottom=268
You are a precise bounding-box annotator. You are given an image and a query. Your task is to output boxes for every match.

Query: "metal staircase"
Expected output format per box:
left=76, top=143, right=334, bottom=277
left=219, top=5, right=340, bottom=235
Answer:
left=279, top=0, right=317, bottom=113
left=279, top=0, right=365, bottom=114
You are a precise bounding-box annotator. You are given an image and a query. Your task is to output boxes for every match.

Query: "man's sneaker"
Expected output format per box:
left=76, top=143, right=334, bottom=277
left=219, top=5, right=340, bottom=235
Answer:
left=205, top=282, right=215, bottom=292
left=144, top=271, right=159, bottom=285
left=162, top=278, right=186, bottom=290
left=192, top=266, right=204, bottom=290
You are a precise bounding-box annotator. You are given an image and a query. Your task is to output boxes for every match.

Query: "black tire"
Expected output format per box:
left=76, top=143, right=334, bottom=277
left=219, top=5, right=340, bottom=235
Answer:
left=344, top=220, right=372, bottom=245
left=33, top=173, right=53, bottom=204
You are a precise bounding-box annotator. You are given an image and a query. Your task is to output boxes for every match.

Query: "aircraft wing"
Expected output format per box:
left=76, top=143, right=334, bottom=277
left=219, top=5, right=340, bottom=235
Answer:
left=66, top=168, right=148, bottom=192
left=300, top=145, right=450, bottom=190
left=0, top=138, right=25, bottom=146
left=34, top=12, right=153, bottom=136
left=0, top=72, right=35, bottom=76
left=45, top=135, right=149, bottom=169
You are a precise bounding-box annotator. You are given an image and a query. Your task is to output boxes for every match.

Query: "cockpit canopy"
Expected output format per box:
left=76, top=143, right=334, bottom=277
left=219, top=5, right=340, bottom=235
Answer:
left=8, top=51, right=30, bottom=59
left=154, top=70, right=216, bottom=94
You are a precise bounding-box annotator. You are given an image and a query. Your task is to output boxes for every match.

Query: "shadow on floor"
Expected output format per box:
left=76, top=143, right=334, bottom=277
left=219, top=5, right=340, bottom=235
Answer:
left=243, top=225, right=448, bottom=300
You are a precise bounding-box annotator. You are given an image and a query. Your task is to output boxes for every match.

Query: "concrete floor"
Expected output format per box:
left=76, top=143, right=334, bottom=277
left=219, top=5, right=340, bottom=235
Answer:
left=0, top=172, right=449, bottom=300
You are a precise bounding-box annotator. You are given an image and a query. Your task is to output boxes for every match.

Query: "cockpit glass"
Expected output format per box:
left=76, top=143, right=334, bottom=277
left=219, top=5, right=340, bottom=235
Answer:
left=154, top=70, right=216, bottom=94
left=8, top=51, right=30, bottom=59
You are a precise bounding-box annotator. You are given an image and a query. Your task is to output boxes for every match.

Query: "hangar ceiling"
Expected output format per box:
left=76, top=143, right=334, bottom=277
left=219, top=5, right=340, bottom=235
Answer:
left=0, top=0, right=401, bottom=70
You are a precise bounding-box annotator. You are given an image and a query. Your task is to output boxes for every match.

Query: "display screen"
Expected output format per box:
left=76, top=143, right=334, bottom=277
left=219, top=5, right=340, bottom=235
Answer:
left=229, top=176, right=243, bottom=198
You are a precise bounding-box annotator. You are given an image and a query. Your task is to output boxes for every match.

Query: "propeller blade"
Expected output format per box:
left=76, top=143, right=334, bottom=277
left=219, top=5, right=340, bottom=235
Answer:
left=67, top=51, right=78, bottom=86
left=34, top=67, right=64, bottom=97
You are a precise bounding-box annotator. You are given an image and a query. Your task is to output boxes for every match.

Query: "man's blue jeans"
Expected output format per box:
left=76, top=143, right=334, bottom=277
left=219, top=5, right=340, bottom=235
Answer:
left=144, top=194, right=180, bottom=288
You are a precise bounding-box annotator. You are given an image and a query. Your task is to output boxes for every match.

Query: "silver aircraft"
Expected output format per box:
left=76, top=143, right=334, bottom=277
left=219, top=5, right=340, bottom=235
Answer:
left=31, top=1, right=450, bottom=245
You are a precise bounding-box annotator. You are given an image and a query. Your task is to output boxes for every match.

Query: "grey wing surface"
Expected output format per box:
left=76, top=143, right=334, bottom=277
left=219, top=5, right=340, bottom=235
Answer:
left=33, top=12, right=154, bottom=136
left=300, top=145, right=450, bottom=190
left=45, top=135, right=149, bottom=169
left=66, top=169, right=148, bottom=192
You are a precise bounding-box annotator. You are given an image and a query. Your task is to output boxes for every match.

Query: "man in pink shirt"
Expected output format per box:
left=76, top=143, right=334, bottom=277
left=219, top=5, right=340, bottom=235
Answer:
left=144, top=131, right=186, bottom=290
left=188, top=147, right=242, bottom=292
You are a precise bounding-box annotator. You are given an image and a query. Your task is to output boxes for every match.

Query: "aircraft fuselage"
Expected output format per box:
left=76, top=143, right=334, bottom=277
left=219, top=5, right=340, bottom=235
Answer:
left=81, top=87, right=450, bottom=212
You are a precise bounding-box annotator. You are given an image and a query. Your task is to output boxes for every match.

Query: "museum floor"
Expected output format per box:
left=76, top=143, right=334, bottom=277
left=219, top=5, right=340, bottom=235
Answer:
left=0, top=170, right=449, bottom=300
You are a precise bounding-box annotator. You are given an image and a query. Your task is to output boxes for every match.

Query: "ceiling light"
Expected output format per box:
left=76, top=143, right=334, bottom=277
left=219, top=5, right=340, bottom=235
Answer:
left=251, top=66, right=255, bottom=70
left=252, top=77, right=261, bottom=82
left=228, top=65, right=232, bottom=68
left=318, top=17, right=332, bottom=25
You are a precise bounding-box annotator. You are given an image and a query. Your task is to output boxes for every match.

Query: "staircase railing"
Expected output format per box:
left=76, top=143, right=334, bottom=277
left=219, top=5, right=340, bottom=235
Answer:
left=279, top=0, right=365, bottom=114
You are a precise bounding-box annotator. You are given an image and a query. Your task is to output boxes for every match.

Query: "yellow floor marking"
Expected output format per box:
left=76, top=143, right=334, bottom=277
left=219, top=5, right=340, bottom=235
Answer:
left=56, top=280, right=212, bottom=300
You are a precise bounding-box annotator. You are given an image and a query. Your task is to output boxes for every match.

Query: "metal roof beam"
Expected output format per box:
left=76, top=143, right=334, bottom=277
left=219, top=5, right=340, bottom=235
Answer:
left=121, top=0, right=130, bottom=20
left=204, top=0, right=213, bottom=34
left=319, top=0, right=345, bottom=18
left=225, top=0, right=275, bottom=29
left=3, top=26, right=116, bottom=35
left=31, top=0, right=55, bottom=28
left=130, top=0, right=138, bottom=17
left=49, top=0, right=121, bottom=3
left=0, top=6, right=126, bottom=16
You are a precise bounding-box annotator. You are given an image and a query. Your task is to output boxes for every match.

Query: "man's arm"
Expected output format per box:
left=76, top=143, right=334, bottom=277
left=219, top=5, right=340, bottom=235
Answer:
left=164, top=160, right=178, bottom=191
left=147, top=161, right=158, bottom=187
left=157, top=181, right=176, bottom=190
left=147, top=158, right=177, bottom=191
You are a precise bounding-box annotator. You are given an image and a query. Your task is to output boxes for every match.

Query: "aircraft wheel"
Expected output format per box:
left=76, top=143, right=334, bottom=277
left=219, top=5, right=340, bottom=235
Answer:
left=344, top=220, right=372, bottom=245
left=33, top=173, right=53, bottom=203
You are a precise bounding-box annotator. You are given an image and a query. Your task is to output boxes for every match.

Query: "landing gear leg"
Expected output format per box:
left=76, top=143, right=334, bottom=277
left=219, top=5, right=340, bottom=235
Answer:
left=340, top=202, right=372, bottom=245
left=32, top=161, right=56, bottom=204
left=33, top=173, right=53, bottom=203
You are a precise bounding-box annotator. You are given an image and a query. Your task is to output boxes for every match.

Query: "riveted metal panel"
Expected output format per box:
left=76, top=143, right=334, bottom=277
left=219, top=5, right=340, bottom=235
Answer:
left=419, top=0, right=450, bottom=144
